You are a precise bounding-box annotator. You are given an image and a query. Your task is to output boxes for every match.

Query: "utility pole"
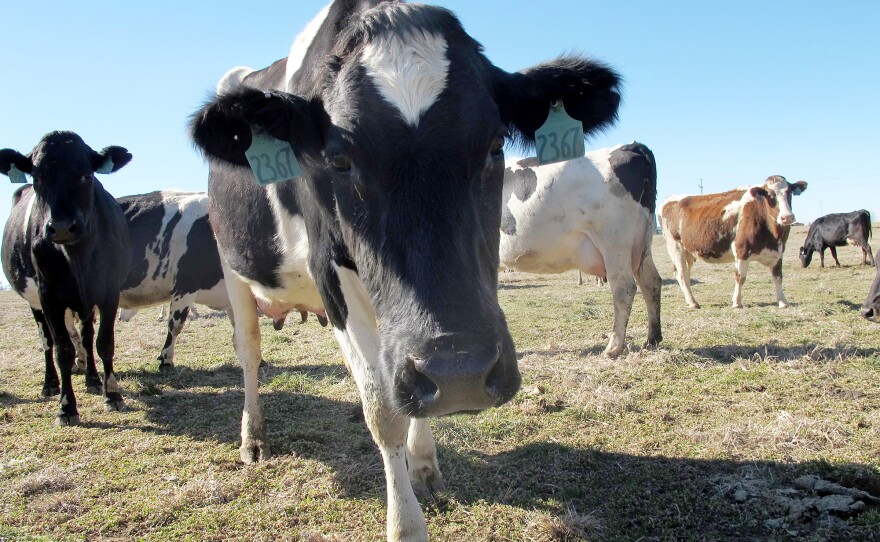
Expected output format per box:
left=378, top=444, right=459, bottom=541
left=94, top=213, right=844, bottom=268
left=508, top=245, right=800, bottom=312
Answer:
left=699, top=178, right=704, bottom=194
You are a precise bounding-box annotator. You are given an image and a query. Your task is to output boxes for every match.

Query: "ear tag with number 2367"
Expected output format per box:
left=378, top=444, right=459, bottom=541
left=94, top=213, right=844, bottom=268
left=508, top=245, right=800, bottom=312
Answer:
left=535, top=100, right=584, bottom=165
left=246, top=129, right=302, bottom=186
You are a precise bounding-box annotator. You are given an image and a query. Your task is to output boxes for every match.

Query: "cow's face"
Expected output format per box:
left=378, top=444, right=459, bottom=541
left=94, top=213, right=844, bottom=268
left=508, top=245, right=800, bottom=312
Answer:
left=0, top=132, right=131, bottom=245
left=799, top=245, right=813, bottom=267
left=192, top=4, right=620, bottom=417
left=862, top=261, right=880, bottom=321
left=762, top=176, right=807, bottom=226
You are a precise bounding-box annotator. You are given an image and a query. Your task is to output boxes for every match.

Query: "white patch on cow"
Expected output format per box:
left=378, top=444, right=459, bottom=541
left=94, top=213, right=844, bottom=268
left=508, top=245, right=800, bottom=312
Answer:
left=362, top=31, right=450, bottom=127
left=722, top=199, right=744, bottom=222
left=284, top=1, right=333, bottom=90
left=330, top=263, right=427, bottom=540
left=216, top=66, right=255, bottom=94
left=21, top=277, right=41, bottom=308
left=22, top=188, right=36, bottom=240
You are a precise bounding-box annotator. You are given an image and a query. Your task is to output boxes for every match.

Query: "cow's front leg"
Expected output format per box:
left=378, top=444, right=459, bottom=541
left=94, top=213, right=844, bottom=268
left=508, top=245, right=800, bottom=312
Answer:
left=96, top=303, right=125, bottom=412
left=44, top=304, right=80, bottom=425
left=732, top=259, right=749, bottom=308
left=407, top=417, right=445, bottom=500
left=771, top=259, right=788, bottom=308
left=223, top=266, right=269, bottom=463
left=31, top=308, right=60, bottom=398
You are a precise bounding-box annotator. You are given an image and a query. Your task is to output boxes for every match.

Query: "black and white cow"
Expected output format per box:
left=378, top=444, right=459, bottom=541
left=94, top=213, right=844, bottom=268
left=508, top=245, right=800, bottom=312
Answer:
left=1, top=131, right=131, bottom=425
left=799, top=210, right=874, bottom=268
left=115, top=191, right=231, bottom=370
left=499, top=143, right=662, bottom=358
left=190, top=1, right=620, bottom=539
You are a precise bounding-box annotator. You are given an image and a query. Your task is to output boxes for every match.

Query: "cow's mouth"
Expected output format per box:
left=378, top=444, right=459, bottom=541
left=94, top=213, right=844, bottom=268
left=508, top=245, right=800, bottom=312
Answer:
left=862, top=305, right=879, bottom=321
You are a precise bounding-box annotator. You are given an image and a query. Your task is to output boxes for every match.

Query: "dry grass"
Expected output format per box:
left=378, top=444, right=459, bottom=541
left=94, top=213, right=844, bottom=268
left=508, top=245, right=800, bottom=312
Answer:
left=0, top=224, right=878, bottom=541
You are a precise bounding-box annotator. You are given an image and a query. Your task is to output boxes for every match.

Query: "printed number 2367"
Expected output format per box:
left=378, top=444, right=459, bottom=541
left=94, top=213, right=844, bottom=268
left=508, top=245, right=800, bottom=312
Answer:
left=248, top=147, right=296, bottom=184
left=537, top=127, right=582, bottom=163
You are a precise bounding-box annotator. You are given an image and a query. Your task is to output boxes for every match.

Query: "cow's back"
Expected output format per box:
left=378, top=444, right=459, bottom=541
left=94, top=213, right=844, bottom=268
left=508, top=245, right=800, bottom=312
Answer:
left=499, top=146, right=656, bottom=274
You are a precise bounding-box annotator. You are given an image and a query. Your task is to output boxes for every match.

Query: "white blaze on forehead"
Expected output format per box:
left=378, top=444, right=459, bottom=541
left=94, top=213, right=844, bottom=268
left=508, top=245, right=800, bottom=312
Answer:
left=285, top=2, right=333, bottom=90
left=764, top=178, right=796, bottom=223
left=361, top=31, right=450, bottom=127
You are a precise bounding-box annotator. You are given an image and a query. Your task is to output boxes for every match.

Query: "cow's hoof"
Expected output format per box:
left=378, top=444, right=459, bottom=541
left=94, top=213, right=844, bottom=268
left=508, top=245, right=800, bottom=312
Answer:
left=104, top=393, right=126, bottom=412
left=732, top=304, right=743, bottom=309
left=410, top=465, right=446, bottom=501
left=55, top=413, right=80, bottom=426
left=643, top=336, right=662, bottom=349
left=602, top=346, right=624, bottom=359
left=85, top=375, right=102, bottom=394
left=688, top=303, right=701, bottom=309
left=158, top=362, right=176, bottom=373
left=778, top=302, right=790, bottom=309
left=41, top=386, right=60, bottom=399
left=72, top=360, right=87, bottom=374
left=240, top=439, right=271, bottom=464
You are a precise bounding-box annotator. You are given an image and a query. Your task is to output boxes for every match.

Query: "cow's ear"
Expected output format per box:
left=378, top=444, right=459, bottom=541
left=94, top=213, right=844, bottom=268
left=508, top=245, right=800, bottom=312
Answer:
left=492, top=56, right=621, bottom=147
left=93, top=146, right=133, bottom=174
left=190, top=87, right=325, bottom=167
left=792, top=180, right=808, bottom=196
left=749, top=186, right=769, bottom=199
left=0, top=149, right=33, bottom=183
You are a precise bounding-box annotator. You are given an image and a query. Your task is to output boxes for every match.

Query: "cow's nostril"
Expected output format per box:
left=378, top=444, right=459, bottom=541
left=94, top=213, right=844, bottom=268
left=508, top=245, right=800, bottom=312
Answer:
left=47, top=225, right=57, bottom=235
left=68, top=223, right=78, bottom=234
left=483, top=350, right=503, bottom=400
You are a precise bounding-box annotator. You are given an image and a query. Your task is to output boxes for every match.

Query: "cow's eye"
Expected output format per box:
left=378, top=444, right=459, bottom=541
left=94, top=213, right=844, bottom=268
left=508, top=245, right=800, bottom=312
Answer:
left=329, top=154, right=352, bottom=173
left=489, top=138, right=504, bottom=157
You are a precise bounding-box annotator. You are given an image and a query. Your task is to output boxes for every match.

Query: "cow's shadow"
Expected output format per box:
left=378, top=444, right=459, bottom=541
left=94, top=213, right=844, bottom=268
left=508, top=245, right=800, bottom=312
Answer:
left=115, top=358, right=879, bottom=540
left=687, top=343, right=879, bottom=363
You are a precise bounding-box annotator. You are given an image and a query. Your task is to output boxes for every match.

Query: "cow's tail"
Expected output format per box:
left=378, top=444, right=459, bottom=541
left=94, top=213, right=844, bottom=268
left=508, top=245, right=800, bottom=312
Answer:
left=619, top=141, right=658, bottom=216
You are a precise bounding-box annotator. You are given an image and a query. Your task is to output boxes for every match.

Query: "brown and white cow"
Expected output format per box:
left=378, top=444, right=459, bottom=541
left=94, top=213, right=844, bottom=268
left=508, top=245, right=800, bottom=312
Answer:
left=661, top=176, right=807, bottom=309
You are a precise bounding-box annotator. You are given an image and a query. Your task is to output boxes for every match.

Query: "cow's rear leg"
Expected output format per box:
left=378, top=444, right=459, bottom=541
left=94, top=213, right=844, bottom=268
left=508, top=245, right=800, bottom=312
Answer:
left=32, top=308, right=60, bottom=398
left=157, top=296, right=194, bottom=371
left=76, top=312, right=103, bottom=394
left=406, top=418, right=445, bottom=500
left=64, top=317, right=88, bottom=374
left=636, top=249, right=663, bottom=349
left=665, top=236, right=700, bottom=308
left=864, top=243, right=875, bottom=266
left=95, top=302, right=125, bottom=412
left=603, top=254, right=637, bottom=359
left=224, top=267, right=269, bottom=464
left=829, top=246, right=841, bottom=267
left=771, top=259, right=789, bottom=308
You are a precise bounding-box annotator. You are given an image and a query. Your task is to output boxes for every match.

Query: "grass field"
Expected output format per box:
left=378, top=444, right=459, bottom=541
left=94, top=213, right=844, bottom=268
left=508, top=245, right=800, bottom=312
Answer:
left=1, top=225, right=878, bottom=541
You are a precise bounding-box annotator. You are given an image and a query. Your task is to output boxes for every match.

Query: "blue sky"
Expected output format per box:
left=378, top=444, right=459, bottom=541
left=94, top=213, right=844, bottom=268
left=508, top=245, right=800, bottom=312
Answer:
left=2, top=1, right=878, bottom=287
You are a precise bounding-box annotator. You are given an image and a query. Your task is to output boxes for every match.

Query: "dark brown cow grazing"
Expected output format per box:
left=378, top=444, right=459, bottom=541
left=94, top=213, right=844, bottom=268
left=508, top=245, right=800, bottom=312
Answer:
left=661, top=175, right=807, bottom=309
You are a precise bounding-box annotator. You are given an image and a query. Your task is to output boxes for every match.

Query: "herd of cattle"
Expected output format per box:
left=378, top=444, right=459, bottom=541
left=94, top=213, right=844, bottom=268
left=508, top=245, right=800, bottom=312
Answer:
left=1, top=2, right=878, bottom=540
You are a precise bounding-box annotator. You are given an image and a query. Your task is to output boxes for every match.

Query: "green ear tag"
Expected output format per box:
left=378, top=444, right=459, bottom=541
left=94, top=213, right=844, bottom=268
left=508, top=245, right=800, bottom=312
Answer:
left=535, top=100, right=585, bottom=165
left=245, top=130, right=302, bottom=186
left=8, top=164, right=27, bottom=184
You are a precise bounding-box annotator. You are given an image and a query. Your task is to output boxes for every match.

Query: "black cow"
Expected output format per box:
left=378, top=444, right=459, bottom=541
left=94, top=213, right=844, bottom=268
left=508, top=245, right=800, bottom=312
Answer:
left=799, top=210, right=874, bottom=268
left=1, top=131, right=131, bottom=425
left=190, top=1, right=620, bottom=539
left=116, top=191, right=231, bottom=370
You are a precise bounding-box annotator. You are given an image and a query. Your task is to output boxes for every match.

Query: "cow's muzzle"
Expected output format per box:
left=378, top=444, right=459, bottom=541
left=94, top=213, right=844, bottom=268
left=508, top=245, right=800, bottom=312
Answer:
left=862, top=305, right=879, bottom=321
left=395, top=342, right=517, bottom=417
left=46, top=219, right=82, bottom=244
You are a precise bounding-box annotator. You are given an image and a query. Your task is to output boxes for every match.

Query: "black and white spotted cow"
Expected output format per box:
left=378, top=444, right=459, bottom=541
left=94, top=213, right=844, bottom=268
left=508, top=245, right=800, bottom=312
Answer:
left=115, top=191, right=231, bottom=370
left=191, top=2, right=620, bottom=539
left=1, top=131, right=131, bottom=425
left=499, top=143, right=662, bottom=358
